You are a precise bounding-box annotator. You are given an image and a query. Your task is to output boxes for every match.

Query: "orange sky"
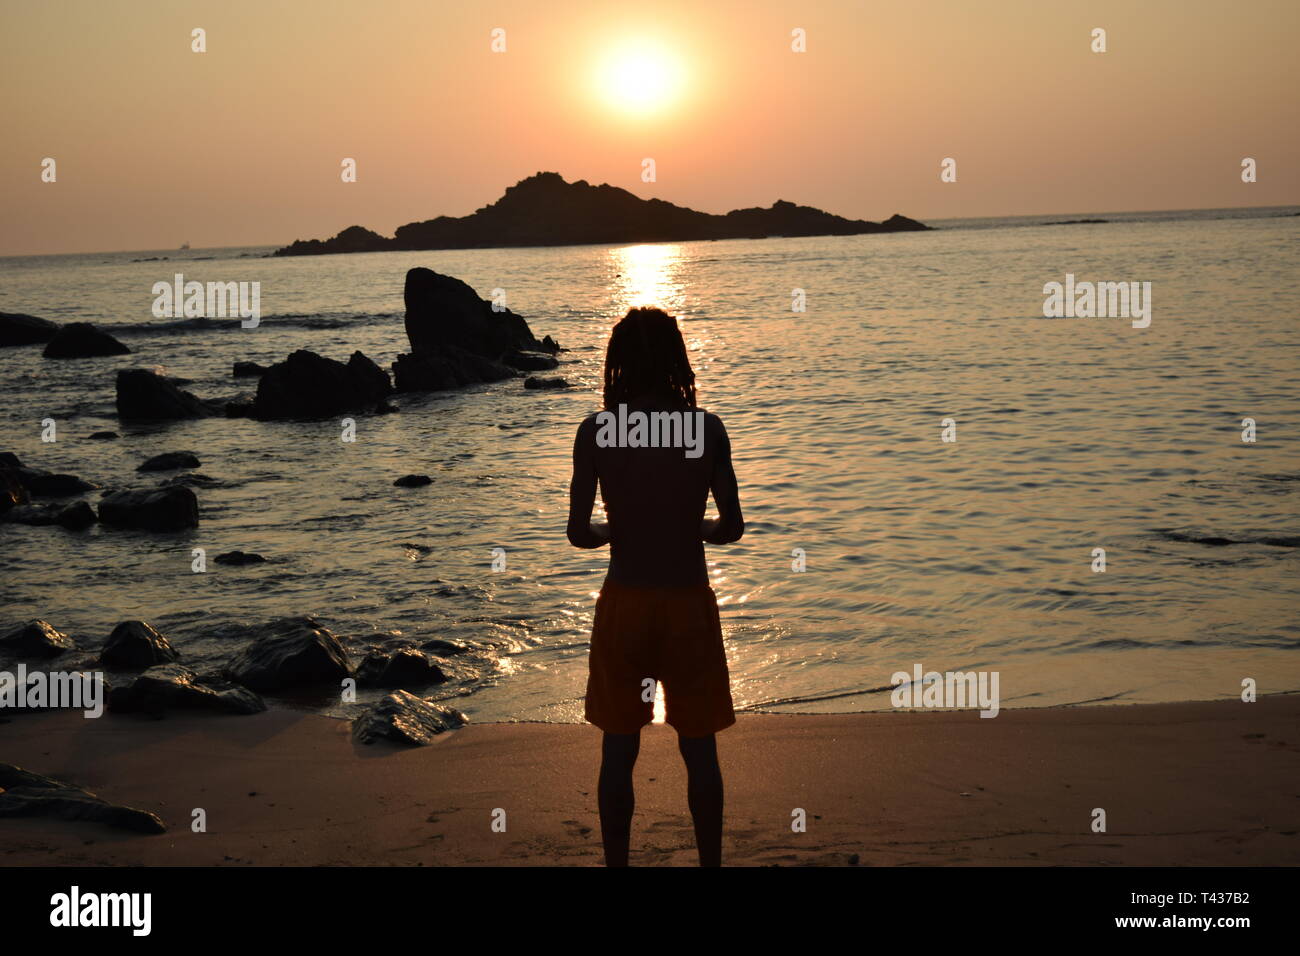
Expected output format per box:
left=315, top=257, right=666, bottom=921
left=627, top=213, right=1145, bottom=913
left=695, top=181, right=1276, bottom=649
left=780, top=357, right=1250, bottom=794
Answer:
left=1, top=0, right=1297, bottom=254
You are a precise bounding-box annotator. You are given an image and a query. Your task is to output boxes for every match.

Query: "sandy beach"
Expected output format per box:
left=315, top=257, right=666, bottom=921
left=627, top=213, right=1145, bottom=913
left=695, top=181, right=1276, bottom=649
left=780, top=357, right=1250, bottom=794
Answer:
left=2, top=695, right=1296, bottom=867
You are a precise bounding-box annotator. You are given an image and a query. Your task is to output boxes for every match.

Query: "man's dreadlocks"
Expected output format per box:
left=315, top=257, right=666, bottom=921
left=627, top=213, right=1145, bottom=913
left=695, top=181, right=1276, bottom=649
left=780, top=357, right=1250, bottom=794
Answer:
left=602, top=307, right=697, bottom=411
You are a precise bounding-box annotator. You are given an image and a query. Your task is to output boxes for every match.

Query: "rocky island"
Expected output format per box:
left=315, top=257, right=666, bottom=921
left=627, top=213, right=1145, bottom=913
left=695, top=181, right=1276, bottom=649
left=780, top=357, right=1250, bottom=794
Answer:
left=274, top=172, right=930, bottom=256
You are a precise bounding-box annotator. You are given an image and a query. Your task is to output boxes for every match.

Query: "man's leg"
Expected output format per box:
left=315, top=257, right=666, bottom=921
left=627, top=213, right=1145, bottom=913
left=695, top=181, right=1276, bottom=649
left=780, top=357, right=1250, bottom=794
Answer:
left=678, top=733, right=723, bottom=866
left=598, top=731, right=640, bottom=866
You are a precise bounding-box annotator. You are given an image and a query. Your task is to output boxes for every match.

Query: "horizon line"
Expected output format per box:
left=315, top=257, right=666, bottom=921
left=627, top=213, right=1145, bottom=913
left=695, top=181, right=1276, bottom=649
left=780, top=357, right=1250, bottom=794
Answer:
left=3, top=202, right=1296, bottom=260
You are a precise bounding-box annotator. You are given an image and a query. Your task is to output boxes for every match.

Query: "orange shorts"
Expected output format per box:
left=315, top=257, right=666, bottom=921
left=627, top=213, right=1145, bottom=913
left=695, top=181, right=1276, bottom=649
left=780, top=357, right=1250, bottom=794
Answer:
left=584, top=577, right=736, bottom=737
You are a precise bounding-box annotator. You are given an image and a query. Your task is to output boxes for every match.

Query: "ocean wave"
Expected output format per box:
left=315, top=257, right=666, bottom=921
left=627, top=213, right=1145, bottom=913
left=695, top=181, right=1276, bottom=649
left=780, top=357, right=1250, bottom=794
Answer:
left=1153, top=528, right=1300, bottom=548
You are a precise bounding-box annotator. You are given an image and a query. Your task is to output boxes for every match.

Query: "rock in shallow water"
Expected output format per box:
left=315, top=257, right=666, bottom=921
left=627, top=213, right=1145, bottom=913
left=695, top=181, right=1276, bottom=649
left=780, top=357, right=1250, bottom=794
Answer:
left=159, top=472, right=223, bottom=489
left=137, top=452, right=201, bottom=472
left=502, top=349, right=559, bottom=372
left=98, top=486, right=199, bottom=531
left=214, top=550, right=265, bottom=565
left=24, top=472, right=98, bottom=496
left=356, top=648, right=448, bottom=689
left=0, top=500, right=95, bottom=529
left=393, top=474, right=432, bottom=487
left=222, top=617, right=353, bottom=691
left=0, top=466, right=29, bottom=513
left=0, top=763, right=165, bottom=834
left=404, top=268, right=541, bottom=357
left=524, top=376, right=571, bottom=390
left=42, top=322, right=130, bottom=358
left=100, top=621, right=179, bottom=669
left=109, top=664, right=265, bottom=716
left=54, top=500, right=96, bottom=530
left=391, top=346, right=515, bottom=392
left=253, top=349, right=392, bottom=420
left=0, top=620, right=75, bottom=658
left=420, top=638, right=470, bottom=655
left=390, top=268, right=553, bottom=393
left=352, top=690, right=467, bottom=746
left=0, top=312, right=60, bottom=347
left=116, top=368, right=219, bottom=420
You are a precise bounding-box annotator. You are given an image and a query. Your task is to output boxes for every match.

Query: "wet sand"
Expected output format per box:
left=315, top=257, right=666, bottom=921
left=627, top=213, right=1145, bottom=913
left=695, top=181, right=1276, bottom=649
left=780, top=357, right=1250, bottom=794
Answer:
left=1, top=695, right=1297, bottom=866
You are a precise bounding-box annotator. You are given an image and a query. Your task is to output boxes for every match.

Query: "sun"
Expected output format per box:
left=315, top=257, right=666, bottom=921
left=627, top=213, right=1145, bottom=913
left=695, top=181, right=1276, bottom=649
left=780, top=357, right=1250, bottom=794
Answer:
left=597, top=42, right=683, bottom=115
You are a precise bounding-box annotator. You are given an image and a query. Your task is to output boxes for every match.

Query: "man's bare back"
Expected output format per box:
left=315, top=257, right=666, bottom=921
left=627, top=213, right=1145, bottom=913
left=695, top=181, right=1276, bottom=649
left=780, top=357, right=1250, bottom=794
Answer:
left=567, top=397, right=744, bottom=586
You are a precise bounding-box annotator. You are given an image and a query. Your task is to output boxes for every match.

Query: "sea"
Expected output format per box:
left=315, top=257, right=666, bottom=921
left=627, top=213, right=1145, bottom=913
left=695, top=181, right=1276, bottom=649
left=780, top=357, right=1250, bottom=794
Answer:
left=2, top=205, right=1298, bottom=722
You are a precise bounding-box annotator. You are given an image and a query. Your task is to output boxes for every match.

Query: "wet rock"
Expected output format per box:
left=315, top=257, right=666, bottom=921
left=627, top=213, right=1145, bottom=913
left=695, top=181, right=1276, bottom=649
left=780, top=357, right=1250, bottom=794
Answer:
left=391, top=268, right=550, bottom=393
left=0, top=466, right=28, bottom=514
left=224, top=398, right=256, bottom=418
left=356, top=648, right=449, bottom=689
left=101, top=621, right=179, bottom=669
left=352, top=690, right=466, bottom=746
left=0, top=312, right=60, bottom=347
left=375, top=400, right=398, bottom=414
left=252, top=349, right=392, bottom=420
left=1, top=503, right=58, bottom=526
left=108, top=664, right=264, bottom=716
left=98, top=486, right=199, bottom=531
left=233, top=361, right=268, bottom=377
left=25, top=472, right=98, bottom=496
left=346, top=350, right=392, bottom=399
left=0, top=763, right=166, bottom=833
left=0, top=499, right=92, bottom=528
left=116, top=368, right=219, bottom=420
left=420, top=638, right=470, bottom=655
left=222, top=617, right=352, bottom=691
left=214, top=550, right=265, bottom=565
left=42, top=322, right=131, bottom=358
left=0, top=620, right=75, bottom=658
left=391, top=346, right=515, bottom=392
left=524, top=376, right=571, bottom=390
left=540, top=334, right=563, bottom=353
left=55, top=500, right=96, bottom=530
left=138, top=452, right=201, bottom=472
left=503, top=350, right=559, bottom=371
left=393, top=474, right=432, bottom=487
left=159, top=472, right=222, bottom=488
left=88, top=431, right=119, bottom=440
left=403, top=268, right=543, bottom=357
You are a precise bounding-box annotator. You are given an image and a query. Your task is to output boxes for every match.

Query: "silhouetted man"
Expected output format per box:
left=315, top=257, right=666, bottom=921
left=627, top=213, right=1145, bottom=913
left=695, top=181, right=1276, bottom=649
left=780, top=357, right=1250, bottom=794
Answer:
left=568, top=307, right=745, bottom=866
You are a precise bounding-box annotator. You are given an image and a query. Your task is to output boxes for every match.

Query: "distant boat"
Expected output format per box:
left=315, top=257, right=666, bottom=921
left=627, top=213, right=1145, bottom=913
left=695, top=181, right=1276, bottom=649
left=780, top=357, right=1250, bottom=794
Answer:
left=179, top=242, right=190, bottom=250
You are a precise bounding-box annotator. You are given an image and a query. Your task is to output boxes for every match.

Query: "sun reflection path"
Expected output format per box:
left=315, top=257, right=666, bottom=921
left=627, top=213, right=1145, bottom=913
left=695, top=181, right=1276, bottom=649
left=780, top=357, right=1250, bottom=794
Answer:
left=609, top=243, right=685, bottom=317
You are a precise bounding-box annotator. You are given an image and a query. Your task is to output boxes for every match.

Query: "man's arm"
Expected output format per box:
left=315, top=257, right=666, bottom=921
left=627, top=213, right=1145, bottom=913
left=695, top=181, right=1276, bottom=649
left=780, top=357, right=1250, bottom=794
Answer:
left=702, top=417, right=744, bottom=545
left=567, top=417, right=611, bottom=549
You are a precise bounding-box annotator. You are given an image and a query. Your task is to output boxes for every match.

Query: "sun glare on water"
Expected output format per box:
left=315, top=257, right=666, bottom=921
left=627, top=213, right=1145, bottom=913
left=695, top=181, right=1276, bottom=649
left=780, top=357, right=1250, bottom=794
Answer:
left=597, top=42, right=683, bottom=115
